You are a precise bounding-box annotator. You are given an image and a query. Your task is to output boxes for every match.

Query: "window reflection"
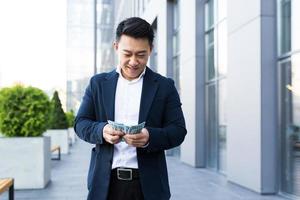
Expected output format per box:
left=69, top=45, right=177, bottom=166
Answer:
left=167, top=0, right=181, bottom=157
left=280, top=55, right=300, bottom=197
left=207, top=84, right=218, bottom=169
left=218, top=21, right=227, bottom=77
left=218, top=79, right=227, bottom=173
left=204, top=0, right=227, bottom=173
left=172, top=0, right=180, bottom=94
left=205, top=0, right=214, bottom=30
left=279, top=0, right=291, bottom=55
left=67, top=0, right=95, bottom=111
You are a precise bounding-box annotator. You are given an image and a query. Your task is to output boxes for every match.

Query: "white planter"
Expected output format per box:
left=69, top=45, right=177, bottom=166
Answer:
left=0, top=136, right=51, bottom=189
left=44, top=129, right=69, bottom=154
left=68, top=128, right=76, bottom=145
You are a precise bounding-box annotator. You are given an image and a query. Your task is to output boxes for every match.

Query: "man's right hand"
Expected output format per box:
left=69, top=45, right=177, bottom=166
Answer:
left=103, top=124, right=125, bottom=144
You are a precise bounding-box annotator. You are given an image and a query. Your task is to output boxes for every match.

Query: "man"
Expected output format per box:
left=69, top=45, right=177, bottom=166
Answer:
left=75, top=17, right=186, bottom=200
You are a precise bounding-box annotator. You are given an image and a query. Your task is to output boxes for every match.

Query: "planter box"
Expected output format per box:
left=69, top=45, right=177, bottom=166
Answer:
left=44, top=129, right=69, bottom=154
left=68, top=128, right=76, bottom=146
left=0, top=136, right=51, bottom=189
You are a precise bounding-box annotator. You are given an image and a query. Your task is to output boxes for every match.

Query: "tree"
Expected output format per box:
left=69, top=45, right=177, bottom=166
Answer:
left=48, top=91, right=68, bottom=129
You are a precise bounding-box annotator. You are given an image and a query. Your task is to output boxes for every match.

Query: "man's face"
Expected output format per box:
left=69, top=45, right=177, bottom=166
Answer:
left=114, top=35, right=152, bottom=81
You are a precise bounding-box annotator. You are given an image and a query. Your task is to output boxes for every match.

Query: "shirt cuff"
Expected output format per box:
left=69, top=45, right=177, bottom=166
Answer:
left=141, top=142, right=149, bottom=148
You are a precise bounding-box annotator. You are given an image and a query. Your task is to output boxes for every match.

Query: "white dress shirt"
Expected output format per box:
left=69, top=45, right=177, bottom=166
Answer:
left=111, top=66, right=146, bottom=169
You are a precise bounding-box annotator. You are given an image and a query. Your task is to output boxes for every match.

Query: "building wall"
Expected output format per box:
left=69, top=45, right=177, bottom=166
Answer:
left=113, top=0, right=279, bottom=195
left=179, top=0, right=205, bottom=167
left=227, top=0, right=277, bottom=193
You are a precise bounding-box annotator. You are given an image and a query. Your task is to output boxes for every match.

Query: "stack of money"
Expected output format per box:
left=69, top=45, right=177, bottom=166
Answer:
left=108, top=120, right=145, bottom=134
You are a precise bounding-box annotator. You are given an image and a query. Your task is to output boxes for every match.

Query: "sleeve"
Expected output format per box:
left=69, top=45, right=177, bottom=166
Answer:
left=143, top=80, right=187, bottom=152
left=74, top=78, right=107, bottom=144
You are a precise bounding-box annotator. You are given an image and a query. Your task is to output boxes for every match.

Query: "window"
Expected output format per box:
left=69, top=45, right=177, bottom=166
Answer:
left=278, top=0, right=300, bottom=197
left=172, top=0, right=180, bottom=94
left=204, top=0, right=227, bottom=173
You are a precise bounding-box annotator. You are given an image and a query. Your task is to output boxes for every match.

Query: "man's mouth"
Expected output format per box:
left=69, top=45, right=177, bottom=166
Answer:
left=127, top=66, right=139, bottom=71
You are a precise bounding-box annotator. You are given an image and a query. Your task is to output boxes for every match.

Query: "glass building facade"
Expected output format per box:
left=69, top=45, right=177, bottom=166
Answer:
left=66, top=0, right=96, bottom=112
left=278, top=0, right=300, bottom=197
left=96, top=0, right=115, bottom=73
left=149, top=18, right=158, bottom=72
left=67, top=0, right=116, bottom=112
left=205, top=0, right=227, bottom=173
left=65, top=0, right=300, bottom=198
left=172, top=0, right=181, bottom=95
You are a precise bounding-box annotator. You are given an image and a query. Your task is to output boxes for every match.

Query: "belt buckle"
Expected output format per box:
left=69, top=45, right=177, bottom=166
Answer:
left=117, top=168, right=132, bottom=181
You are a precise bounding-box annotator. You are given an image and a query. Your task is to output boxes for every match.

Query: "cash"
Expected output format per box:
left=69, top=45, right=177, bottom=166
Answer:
left=108, top=120, right=145, bottom=134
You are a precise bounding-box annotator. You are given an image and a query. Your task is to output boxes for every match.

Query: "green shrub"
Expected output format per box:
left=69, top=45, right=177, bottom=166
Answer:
left=65, top=110, right=75, bottom=128
left=0, top=85, right=50, bottom=137
left=48, top=91, right=68, bottom=129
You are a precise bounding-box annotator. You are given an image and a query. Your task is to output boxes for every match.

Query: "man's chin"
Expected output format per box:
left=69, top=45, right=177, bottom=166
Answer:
left=127, top=71, right=142, bottom=79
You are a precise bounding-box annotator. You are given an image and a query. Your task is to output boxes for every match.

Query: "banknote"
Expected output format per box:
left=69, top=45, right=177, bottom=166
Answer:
left=108, top=120, right=145, bottom=134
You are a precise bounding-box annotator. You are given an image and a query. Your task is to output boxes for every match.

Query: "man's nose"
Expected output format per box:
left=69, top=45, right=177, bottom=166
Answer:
left=129, top=56, right=138, bottom=66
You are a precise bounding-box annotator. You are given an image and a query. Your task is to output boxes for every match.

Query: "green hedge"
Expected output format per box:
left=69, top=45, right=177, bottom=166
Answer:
left=0, top=85, right=50, bottom=137
left=66, top=110, right=75, bottom=128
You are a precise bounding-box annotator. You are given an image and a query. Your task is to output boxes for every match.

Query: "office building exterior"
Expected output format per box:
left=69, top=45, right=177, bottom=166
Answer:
left=115, top=0, right=300, bottom=199
left=66, top=0, right=300, bottom=198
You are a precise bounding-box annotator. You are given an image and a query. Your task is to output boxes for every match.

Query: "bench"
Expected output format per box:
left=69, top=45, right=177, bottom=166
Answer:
left=0, top=178, right=14, bottom=200
left=51, top=145, right=61, bottom=160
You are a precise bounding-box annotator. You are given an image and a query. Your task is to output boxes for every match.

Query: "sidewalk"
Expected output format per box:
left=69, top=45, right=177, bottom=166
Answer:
left=1, top=139, right=288, bottom=200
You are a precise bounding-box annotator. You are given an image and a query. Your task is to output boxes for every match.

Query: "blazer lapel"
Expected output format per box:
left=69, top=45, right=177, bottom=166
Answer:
left=139, top=67, right=158, bottom=123
left=101, top=70, right=119, bottom=121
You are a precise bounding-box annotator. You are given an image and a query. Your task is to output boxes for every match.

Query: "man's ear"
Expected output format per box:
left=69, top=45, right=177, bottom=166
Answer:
left=113, top=41, right=118, bottom=51
left=149, top=45, right=153, bottom=54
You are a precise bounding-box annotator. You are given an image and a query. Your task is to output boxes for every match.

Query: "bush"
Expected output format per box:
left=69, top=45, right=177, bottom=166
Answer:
left=0, top=85, right=50, bottom=137
left=65, top=110, right=75, bottom=128
left=48, top=91, right=68, bottom=129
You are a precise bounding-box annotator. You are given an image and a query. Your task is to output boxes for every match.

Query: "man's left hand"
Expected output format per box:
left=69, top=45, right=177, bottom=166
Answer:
left=123, top=128, right=149, bottom=147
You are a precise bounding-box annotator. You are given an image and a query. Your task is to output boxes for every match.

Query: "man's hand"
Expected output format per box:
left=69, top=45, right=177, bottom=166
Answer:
left=123, top=128, right=149, bottom=147
left=103, top=124, right=125, bottom=144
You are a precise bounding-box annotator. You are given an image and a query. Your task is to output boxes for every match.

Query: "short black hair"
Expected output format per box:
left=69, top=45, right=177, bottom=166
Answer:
left=116, top=17, right=154, bottom=48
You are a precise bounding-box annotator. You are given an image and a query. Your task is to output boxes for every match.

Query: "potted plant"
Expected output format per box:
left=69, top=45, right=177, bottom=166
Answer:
left=0, top=85, right=51, bottom=189
left=44, top=91, right=69, bottom=154
left=66, top=109, right=76, bottom=145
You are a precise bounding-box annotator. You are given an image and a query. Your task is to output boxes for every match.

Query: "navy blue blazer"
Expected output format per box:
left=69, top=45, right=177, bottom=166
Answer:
left=74, top=67, right=186, bottom=200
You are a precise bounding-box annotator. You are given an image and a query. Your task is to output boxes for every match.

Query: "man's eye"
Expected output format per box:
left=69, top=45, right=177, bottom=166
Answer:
left=124, top=54, right=131, bottom=57
left=137, top=54, right=145, bottom=57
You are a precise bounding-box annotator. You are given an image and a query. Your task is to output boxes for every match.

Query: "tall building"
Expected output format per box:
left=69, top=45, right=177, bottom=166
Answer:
left=96, top=0, right=116, bottom=73
left=117, top=0, right=300, bottom=199
left=67, top=0, right=300, bottom=198
left=66, top=0, right=96, bottom=111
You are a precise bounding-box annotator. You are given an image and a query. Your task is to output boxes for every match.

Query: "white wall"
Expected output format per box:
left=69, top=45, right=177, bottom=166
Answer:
left=227, top=0, right=277, bottom=193
left=227, top=0, right=262, bottom=192
left=179, top=0, right=198, bottom=166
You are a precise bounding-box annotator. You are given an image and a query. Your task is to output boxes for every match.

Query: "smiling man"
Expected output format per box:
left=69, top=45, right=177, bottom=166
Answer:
left=75, top=17, right=187, bottom=200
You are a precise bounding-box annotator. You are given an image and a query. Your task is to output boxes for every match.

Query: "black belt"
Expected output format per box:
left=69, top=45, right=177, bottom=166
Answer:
left=111, top=167, right=139, bottom=181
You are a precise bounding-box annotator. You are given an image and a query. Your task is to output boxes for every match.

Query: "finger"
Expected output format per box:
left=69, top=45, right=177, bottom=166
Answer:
left=123, top=137, right=144, bottom=147
left=124, top=134, right=139, bottom=140
left=131, top=141, right=145, bottom=147
left=123, top=135, right=134, bottom=145
left=110, top=135, right=121, bottom=143
left=112, top=130, right=125, bottom=136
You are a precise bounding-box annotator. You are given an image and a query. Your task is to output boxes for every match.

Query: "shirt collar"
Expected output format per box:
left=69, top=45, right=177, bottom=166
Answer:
left=116, top=66, right=146, bottom=83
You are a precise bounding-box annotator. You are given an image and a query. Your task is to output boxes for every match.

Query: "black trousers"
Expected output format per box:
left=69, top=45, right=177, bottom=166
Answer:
left=107, top=169, right=144, bottom=200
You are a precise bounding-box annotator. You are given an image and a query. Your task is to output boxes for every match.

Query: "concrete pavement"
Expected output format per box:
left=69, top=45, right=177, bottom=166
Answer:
left=0, top=139, right=289, bottom=200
